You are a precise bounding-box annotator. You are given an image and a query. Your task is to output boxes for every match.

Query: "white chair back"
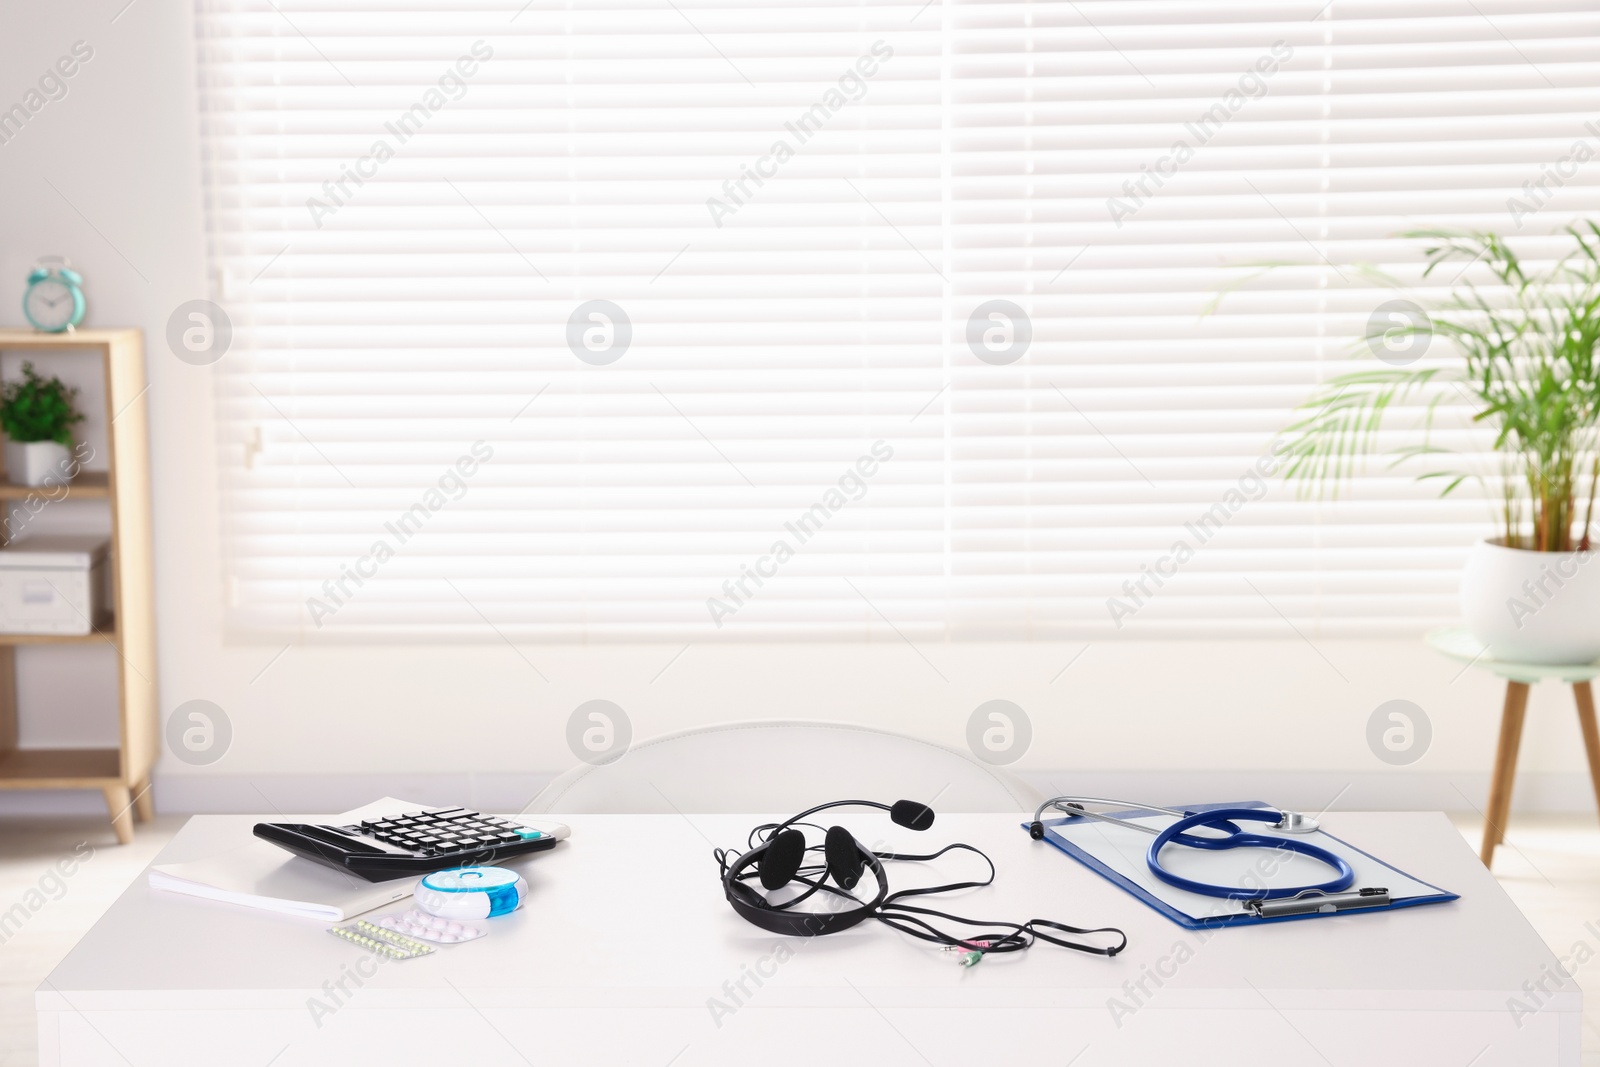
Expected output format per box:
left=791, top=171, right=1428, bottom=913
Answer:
left=525, top=720, right=1038, bottom=814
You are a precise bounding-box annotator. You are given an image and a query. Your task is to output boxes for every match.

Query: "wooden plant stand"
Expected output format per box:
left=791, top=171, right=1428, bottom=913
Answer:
left=1428, top=626, right=1600, bottom=868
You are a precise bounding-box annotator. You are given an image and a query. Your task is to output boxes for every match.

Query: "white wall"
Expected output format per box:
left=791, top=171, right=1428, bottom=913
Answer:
left=0, top=4, right=1591, bottom=817
left=0, top=0, right=213, bottom=803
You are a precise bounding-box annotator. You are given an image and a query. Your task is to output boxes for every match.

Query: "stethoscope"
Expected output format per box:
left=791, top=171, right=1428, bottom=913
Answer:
left=1029, top=796, right=1355, bottom=901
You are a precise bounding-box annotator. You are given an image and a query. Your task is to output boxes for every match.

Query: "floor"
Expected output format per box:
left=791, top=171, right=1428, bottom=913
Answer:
left=0, top=815, right=181, bottom=1067
left=1453, top=813, right=1600, bottom=1062
left=0, top=813, right=1597, bottom=1065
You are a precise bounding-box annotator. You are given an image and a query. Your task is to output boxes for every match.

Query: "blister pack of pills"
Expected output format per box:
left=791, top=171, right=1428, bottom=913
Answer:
left=327, top=919, right=436, bottom=960
left=375, top=908, right=487, bottom=945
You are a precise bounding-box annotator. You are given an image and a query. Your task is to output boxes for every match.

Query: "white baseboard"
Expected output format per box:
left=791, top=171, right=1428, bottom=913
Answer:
left=0, top=769, right=1596, bottom=818
left=0, top=791, right=113, bottom=817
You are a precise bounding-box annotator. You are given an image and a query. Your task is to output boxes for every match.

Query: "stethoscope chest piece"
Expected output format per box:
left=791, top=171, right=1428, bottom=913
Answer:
left=1272, top=810, right=1320, bottom=834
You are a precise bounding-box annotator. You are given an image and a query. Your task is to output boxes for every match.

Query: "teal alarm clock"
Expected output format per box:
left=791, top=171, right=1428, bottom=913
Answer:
left=24, top=256, right=86, bottom=333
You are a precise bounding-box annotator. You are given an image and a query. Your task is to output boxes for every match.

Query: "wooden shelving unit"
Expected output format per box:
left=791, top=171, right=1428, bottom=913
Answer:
left=0, top=471, right=110, bottom=499
left=0, top=629, right=117, bottom=646
left=0, top=328, right=156, bottom=843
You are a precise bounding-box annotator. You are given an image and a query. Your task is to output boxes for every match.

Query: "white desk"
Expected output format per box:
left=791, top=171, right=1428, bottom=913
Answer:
left=38, top=812, right=1580, bottom=1065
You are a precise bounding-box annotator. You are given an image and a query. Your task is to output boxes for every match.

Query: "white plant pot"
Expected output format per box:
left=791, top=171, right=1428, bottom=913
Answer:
left=4, top=440, right=72, bottom=488
left=1460, top=538, right=1600, bottom=664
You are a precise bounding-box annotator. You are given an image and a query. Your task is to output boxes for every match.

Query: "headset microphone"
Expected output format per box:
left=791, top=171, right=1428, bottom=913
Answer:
left=769, top=798, right=933, bottom=839
left=889, top=800, right=935, bottom=831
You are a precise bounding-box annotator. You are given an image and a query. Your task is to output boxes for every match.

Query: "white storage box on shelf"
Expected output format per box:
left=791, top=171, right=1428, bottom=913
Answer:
left=0, top=535, right=111, bottom=635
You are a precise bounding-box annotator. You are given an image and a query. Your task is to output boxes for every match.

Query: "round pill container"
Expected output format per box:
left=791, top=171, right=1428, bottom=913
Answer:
left=415, top=866, right=528, bottom=920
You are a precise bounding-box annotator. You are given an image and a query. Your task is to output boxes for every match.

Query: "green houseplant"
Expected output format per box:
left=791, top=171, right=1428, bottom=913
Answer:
left=1279, top=224, right=1600, bottom=662
left=0, top=362, right=84, bottom=487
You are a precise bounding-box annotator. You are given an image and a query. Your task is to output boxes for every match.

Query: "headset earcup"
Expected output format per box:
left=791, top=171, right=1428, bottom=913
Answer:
left=759, top=828, right=806, bottom=890
left=825, top=825, right=865, bottom=890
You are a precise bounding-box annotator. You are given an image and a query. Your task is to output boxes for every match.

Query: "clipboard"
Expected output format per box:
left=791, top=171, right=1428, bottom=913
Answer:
left=1027, top=800, right=1459, bottom=929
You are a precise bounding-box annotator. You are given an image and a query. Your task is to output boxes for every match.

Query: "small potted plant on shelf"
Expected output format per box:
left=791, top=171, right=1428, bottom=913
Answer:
left=1280, top=224, right=1600, bottom=664
left=0, top=362, right=84, bottom=488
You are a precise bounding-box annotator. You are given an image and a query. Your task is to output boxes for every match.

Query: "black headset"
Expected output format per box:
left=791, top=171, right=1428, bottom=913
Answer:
left=716, top=798, right=1127, bottom=960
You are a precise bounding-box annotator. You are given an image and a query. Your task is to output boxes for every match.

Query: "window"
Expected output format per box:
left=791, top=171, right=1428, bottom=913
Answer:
left=196, top=0, right=1600, bottom=640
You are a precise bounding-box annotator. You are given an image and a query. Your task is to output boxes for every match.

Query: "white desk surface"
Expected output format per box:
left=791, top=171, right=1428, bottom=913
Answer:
left=38, top=811, right=1582, bottom=1066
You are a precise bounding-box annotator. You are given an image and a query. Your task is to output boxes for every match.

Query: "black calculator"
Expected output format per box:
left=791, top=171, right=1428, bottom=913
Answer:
left=253, top=807, right=569, bottom=882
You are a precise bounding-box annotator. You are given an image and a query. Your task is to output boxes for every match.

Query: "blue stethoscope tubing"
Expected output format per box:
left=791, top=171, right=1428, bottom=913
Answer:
left=1030, top=797, right=1355, bottom=901
left=1145, top=807, right=1354, bottom=900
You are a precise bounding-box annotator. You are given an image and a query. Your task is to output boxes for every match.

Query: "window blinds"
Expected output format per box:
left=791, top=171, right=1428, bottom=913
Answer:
left=195, top=0, right=1600, bottom=641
